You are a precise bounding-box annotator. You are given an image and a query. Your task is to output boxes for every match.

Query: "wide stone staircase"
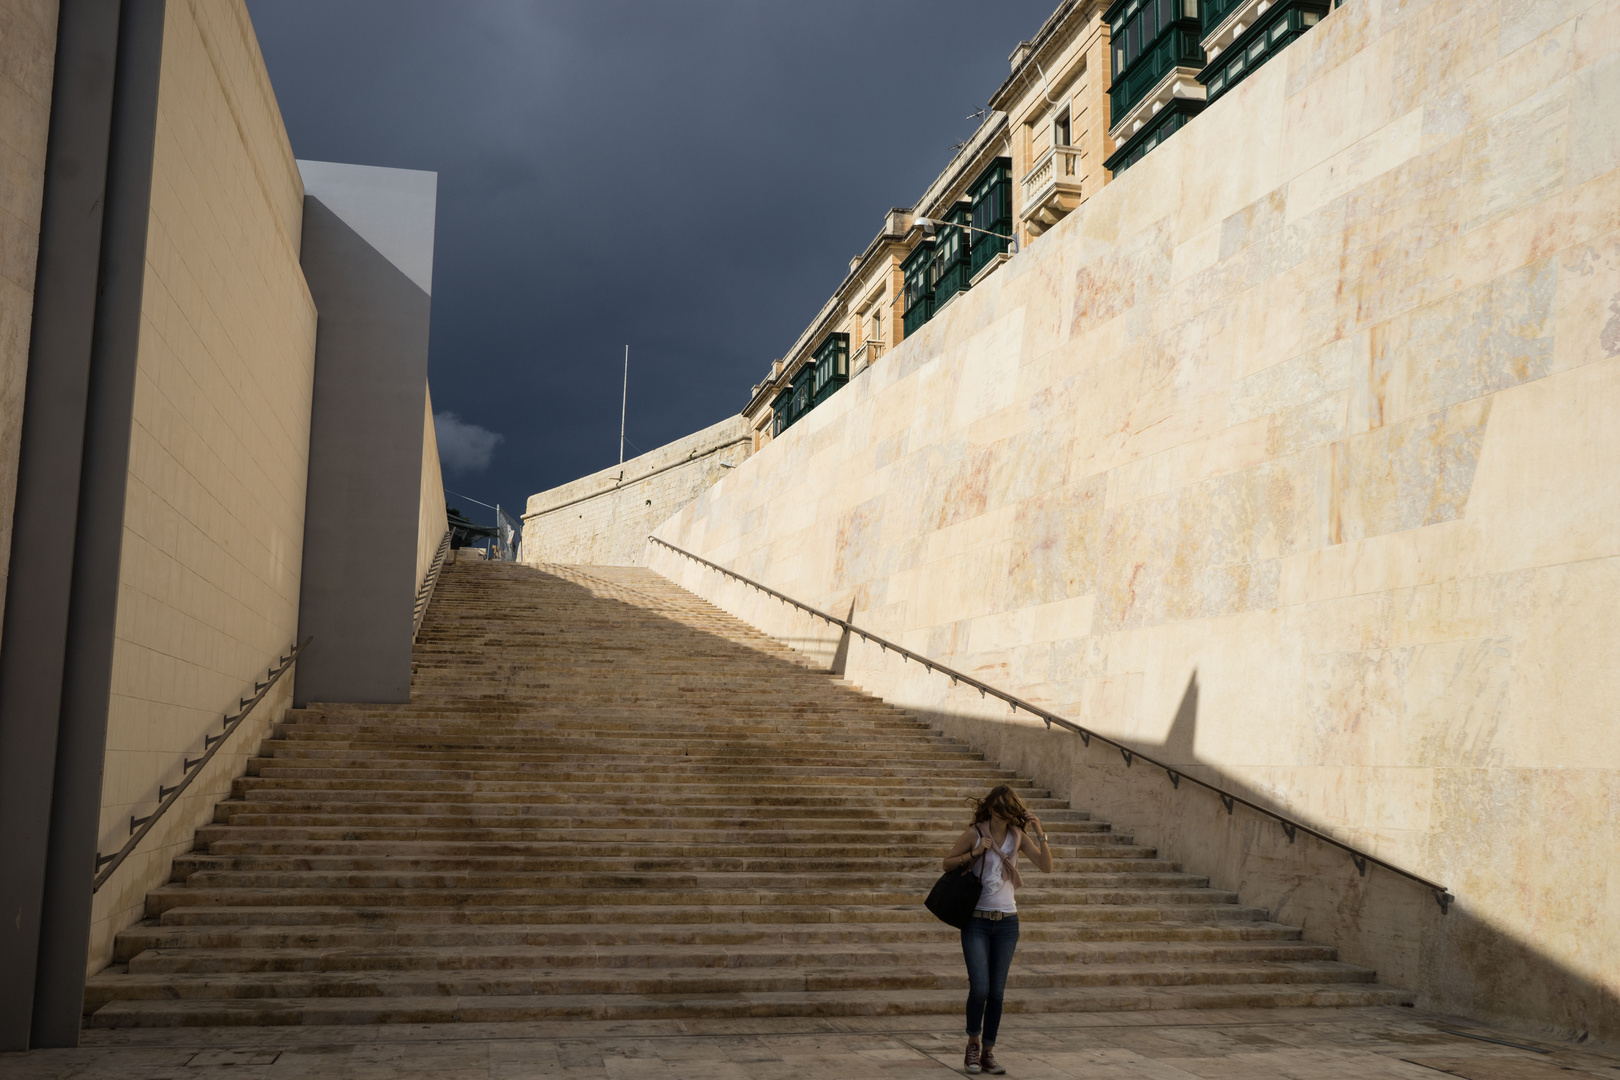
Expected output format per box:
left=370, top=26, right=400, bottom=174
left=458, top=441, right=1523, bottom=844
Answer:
left=84, top=559, right=1407, bottom=1027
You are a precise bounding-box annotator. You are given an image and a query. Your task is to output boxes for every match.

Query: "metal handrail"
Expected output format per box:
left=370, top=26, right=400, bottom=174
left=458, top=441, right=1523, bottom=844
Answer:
left=414, top=528, right=452, bottom=641
left=649, top=535, right=1454, bottom=913
left=92, top=637, right=310, bottom=892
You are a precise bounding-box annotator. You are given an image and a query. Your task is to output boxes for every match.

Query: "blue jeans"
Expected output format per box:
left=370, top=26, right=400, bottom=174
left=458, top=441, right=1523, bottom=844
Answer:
left=961, top=914, right=1018, bottom=1044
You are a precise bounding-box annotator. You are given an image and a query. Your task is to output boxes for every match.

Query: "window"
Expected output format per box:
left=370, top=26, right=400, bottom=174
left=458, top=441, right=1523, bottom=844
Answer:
left=871, top=308, right=882, bottom=344
left=1054, top=109, right=1071, bottom=147
left=968, top=158, right=1012, bottom=278
left=771, top=388, right=793, bottom=437
left=903, top=239, right=935, bottom=335
left=1184, top=0, right=1197, bottom=14
left=811, top=333, right=850, bottom=406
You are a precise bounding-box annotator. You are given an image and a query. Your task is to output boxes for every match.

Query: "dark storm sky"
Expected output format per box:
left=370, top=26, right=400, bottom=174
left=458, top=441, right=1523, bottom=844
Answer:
left=245, top=1, right=1058, bottom=524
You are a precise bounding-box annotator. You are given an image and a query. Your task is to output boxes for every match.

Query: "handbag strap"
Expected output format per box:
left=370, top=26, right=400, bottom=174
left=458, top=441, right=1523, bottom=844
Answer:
left=975, top=823, right=1019, bottom=879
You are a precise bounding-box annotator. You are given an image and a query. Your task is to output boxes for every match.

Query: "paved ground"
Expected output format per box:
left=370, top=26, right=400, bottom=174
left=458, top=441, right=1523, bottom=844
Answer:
left=3, top=1008, right=1616, bottom=1080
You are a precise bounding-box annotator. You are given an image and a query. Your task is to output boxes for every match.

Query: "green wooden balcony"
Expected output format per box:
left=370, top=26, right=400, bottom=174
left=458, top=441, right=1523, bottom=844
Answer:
left=1104, top=99, right=1202, bottom=175
left=771, top=387, right=793, bottom=437
left=931, top=203, right=973, bottom=311
left=968, top=158, right=1013, bottom=279
left=1201, top=0, right=1330, bottom=103
left=810, top=333, right=850, bottom=407
left=903, top=239, right=935, bottom=337
left=1107, top=0, right=1206, bottom=121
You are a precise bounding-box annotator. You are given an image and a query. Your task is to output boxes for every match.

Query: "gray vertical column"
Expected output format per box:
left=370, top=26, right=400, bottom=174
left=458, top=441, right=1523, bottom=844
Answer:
left=293, top=180, right=435, bottom=706
left=0, top=0, right=124, bottom=1051
left=32, top=0, right=167, bottom=1049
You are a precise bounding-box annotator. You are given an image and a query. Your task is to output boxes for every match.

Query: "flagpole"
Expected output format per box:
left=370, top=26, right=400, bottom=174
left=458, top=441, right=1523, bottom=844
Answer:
left=619, top=345, right=628, bottom=466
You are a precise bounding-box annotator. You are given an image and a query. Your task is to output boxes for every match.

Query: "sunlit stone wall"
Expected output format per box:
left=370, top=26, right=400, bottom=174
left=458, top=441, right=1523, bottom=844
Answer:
left=652, top=0, right=1620, bottom=1039
left=89, top=0, right=317, bottom=974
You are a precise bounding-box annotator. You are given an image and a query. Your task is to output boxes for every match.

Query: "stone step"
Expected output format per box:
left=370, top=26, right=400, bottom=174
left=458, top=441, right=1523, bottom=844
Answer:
left=124, top=939, right=1336, bottom=975
left=143, top=886, right=1246, bottom=916
left=225, top=793, right=1088, bottom=819
left=170, top=868, right=1211, bottom=890
left=86, top=959, right=1379, bottom=1009
left=111, top=919, right=1308, bottom=962
left=148, top=902, right=1274, bottom=927
left=192, top=841, right=1157, bottom=863
left=191, top=826, right=1151, bottom=856
left=172, top=854, right=1177, bottom=875
left=208, top=806, right=1103, bottom=832
left=84, top=982, right=1411, bottom=1027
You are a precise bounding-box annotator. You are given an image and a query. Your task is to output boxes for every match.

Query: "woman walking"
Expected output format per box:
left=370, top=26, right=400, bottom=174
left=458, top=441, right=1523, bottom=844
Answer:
left=940, top=784, right=1055, bottom=1074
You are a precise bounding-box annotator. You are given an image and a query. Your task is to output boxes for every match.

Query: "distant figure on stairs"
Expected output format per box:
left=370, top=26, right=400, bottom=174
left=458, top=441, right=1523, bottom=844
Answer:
left=941, top=785, right=1055, bottom=1074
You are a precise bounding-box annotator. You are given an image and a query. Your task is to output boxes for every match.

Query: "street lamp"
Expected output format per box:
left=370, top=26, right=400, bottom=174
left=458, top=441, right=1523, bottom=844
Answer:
left=913, top=214, right=1020, bottom=255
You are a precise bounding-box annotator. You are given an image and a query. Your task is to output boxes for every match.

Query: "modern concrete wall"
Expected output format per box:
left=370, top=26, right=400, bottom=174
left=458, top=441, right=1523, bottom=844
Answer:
left=523, top=414, right=750, bottom=566
left=652, top=0, right=1620, bottom=1042
left=0, top=0, right=59, bottom=654
left=417, top=385, right=448, bottom=592
left=293, top=161, right=436, bottom=705
left=0, top=0, right=138, bottom=1047
left=87, top=0, right=317, bottom=980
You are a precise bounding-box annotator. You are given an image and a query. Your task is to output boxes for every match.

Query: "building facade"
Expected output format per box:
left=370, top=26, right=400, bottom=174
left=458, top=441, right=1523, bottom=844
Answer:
left=744, top=1, right=1117, bottom=444
left=744, top=0, right=1357, bottom=439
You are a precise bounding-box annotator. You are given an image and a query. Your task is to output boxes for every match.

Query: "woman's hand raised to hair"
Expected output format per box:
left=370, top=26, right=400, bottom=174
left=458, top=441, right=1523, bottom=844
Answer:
left=1021, top=814, right=1055, bottom=873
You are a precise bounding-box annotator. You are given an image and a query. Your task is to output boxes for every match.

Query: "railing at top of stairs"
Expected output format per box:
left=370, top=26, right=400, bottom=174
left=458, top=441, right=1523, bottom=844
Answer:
left=648, top=534, right=1455, bottom=914
left=92, top=637, right=311, bottom=893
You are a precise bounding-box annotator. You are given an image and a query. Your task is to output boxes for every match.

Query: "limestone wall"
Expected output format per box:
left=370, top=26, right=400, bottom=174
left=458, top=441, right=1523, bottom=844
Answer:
left=417, top=385, right=448, bottom=591
left=89, top=0, right=317, bottom=972
left=523, top=415, right=751, bottom=566
left=651, top=0, right=1620, bottom=1040
left=0, top=0, right=58, bottom=655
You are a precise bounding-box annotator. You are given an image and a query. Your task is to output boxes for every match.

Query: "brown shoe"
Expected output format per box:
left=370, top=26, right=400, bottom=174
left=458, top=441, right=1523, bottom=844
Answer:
left=980, top=1045, right=1005, bottom=1075
left=964, top=1041, right=981, bottom=1073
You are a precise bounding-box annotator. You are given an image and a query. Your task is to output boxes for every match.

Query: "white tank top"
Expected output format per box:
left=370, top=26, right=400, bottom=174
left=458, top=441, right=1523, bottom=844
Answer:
left=975, top=829, right=1019, bottom=913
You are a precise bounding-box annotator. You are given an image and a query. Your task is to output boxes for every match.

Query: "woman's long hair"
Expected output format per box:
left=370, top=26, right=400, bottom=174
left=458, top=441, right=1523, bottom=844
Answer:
left=970, top=784, right=1032, bottom=829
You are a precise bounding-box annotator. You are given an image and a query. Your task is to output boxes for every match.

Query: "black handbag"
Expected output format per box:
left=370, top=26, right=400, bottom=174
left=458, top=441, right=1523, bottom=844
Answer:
left=924, top=825, right=985, bottom=929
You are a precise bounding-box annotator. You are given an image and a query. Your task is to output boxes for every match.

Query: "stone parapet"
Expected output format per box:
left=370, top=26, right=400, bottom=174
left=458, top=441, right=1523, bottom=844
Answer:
left=522, top=415, right=751, bottom=566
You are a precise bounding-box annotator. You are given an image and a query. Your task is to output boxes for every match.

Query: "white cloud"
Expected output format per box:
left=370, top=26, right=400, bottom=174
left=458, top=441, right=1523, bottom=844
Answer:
left=434, top=411, right=504, bottom=472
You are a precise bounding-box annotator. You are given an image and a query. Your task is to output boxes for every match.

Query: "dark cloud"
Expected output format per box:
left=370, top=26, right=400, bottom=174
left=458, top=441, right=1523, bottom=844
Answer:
left=246, top=0, right=1058, bottom=524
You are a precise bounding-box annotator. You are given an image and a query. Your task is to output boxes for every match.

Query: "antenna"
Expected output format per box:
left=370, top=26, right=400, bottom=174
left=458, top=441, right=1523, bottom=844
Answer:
left=619, top=345, right=629, bottom=466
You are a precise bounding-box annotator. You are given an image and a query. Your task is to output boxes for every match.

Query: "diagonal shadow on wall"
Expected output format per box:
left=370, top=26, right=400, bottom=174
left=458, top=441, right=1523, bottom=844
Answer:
left=906, top=667, right=1620, bottom=1045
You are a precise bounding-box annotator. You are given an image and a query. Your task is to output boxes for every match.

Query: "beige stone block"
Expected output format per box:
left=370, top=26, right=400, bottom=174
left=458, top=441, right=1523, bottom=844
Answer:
left=1568, top=52, right=1620, bottom=188
left=1460, top=356, right=1620, bottom=575
left=1573, top=0, right=1620, bottom=71
left=1553, top=227, right=1620, bottom=373
left=1288, top=107, right=1425, bottom=227
left=1170, top=221, right=1221, bottom=285
left=1280, top=518, right=1467, bottom=607
left=1498, top=0, right=1595, bottom=53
